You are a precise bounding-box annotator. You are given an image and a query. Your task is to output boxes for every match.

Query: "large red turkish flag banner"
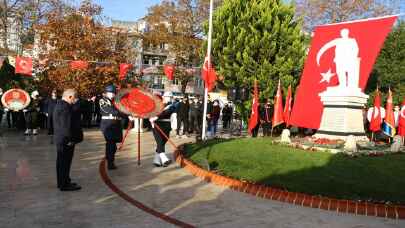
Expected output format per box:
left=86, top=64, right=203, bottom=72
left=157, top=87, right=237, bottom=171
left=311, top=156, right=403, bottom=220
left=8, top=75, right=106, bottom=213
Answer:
left=290, top=16, right=397, bottom=129
left=15, top=56, right=33, bottom=76
left=70, top=60, right=88, bottom=70
left=119, top=63, right=133, bottom=81
left=163, top=64, right=175, bottom=80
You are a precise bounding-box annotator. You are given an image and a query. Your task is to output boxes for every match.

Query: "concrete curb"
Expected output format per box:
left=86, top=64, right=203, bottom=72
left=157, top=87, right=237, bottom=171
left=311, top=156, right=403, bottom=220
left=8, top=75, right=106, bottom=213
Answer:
left=174, top=147, right=405, bottom=220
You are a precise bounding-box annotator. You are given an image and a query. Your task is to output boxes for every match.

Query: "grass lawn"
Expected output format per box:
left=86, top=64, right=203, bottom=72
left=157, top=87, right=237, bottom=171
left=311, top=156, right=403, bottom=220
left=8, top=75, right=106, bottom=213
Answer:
left=184, top=138, right=405, bottom=204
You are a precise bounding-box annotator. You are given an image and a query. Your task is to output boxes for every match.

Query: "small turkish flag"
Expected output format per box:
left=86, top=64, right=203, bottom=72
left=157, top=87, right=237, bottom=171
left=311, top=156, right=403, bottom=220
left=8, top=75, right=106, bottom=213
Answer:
left=119, top=63, right=133, bottom=80
left=70, top=60, right=88, bottom=70
left=164, top=64, right=175, bottom=80
left=382, top=88, right=396, bottom=137
left=369, top=90, right=382, bottom=132
left=202, top=56, right=217, bottom=92
left=0, top=56, right=4, bottom=69
left=15, top=56, right=33, bottom=76
left=272, top=80, right=284, bottom=128
left=398, top=98, right=405, bottom=136
left=283, top=85, right=292, bottom=127
left=248, top=80, right=259, bottom=134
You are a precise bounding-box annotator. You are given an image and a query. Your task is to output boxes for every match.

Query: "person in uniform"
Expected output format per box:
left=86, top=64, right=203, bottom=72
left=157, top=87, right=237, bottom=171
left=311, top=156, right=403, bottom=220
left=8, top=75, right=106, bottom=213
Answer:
left=24, top=90, right=41, bottom=135
left=54, top=89, right=82, bottom=191
left=99, top=85, right=123, bottom=170
left=149, top=95, right=177, bottom=167
left=260, top=99, right=273, bottom=137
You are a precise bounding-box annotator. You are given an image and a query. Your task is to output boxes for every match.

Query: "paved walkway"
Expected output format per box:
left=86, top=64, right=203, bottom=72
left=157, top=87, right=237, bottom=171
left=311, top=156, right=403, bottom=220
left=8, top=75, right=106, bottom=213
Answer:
left=0, top=129, right=404, bottom=228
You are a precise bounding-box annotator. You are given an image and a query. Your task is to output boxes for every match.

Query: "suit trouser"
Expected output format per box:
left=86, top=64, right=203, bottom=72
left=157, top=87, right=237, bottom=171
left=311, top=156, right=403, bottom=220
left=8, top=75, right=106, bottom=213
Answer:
left=189, top=115, right=199, bottom=133
left=176, top=116, right=188, bottom=135
left=47, top=115, right=54, bottom=135
left=251, top=124, right=260, bottom=137
left=56, top=143, right=75, bottom=188
left=152, top=122, right=171, bottom=153
left=262, top=122, right=272, bottom=136
left=105, top=141, right=117, bottom=164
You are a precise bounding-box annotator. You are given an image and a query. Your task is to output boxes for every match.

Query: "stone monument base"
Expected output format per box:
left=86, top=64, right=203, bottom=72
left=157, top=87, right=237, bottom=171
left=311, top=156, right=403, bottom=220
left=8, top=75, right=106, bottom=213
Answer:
left=313, top=87, right=369, bottom=141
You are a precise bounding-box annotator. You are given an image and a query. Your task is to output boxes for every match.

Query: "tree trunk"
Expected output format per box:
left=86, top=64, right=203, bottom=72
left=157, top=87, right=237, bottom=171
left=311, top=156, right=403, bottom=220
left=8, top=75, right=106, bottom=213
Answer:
left=181, top=80, right=188, bottom=94
left=1, top=0, right=9, bottom=50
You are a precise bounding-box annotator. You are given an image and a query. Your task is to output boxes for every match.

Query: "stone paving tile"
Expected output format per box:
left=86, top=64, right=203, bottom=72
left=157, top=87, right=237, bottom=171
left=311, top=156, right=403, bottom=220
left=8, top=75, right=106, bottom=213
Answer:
left=0, top=129, right=404, bottom=228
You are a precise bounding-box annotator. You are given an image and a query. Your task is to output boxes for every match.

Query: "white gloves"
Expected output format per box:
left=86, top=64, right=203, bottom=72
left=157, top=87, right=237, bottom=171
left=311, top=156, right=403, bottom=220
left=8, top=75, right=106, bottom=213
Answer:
left=128, top=116, right=135, bottom=121
left=23, top=109, right=28, bottom=113
left=4, top=108, right=9, bottom=112
left=149, top=117, right=158, bottom=128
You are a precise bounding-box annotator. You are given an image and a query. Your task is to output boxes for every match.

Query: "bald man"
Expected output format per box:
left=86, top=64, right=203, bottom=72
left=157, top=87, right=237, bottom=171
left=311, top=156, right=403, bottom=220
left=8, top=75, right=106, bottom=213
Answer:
left=53, top=89, right=82, bottom=191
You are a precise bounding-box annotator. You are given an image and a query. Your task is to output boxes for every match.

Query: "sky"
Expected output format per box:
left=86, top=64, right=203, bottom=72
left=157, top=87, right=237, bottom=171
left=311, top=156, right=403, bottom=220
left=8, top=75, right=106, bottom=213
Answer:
left=74, top=0, right=162, bottom=22
left=73, top=0, right=405, bottom=22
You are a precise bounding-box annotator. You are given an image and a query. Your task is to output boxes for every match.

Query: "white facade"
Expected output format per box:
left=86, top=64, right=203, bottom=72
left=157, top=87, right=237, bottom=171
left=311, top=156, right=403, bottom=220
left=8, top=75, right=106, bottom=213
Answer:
left=0, top=17, right=23, bottom=54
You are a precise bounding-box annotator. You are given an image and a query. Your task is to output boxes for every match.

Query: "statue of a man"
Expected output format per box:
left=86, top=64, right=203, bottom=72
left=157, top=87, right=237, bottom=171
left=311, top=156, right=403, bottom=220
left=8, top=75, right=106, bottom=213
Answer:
left=317, top=28, right=361, bottom=89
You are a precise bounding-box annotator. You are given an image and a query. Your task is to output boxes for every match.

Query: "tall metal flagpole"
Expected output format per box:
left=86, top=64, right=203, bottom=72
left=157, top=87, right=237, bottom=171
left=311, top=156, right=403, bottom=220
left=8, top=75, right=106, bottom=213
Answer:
left=202, top=0, right=214, bottom=140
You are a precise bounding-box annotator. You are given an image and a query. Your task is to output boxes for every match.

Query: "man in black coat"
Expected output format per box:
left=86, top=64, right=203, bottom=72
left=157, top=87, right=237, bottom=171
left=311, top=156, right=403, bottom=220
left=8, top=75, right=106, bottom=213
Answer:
left=260, top=99, right=273, bottom=137
left=176, top=98, right=189, bottom=137
left=53, top=89, right=82, bottom=191
left=46, top=90, right=58, bottom=135
left=100, top=85, right=124, bottom=170
left=189, top=98, right=200, bottom=134
left=222, top=103, right=233, bottom=130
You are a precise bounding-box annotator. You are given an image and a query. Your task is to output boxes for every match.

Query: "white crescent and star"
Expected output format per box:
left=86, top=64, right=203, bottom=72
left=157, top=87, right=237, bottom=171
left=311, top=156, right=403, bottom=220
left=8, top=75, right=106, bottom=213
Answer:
left=401, top=106, right=405, bottom=119
left=320, top=68, right=335, bottom=83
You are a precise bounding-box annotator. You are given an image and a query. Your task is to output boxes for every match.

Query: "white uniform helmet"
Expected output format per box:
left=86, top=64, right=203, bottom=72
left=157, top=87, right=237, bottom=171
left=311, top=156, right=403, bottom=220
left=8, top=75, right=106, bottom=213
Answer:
left=31, top=90, right=39, bottom=99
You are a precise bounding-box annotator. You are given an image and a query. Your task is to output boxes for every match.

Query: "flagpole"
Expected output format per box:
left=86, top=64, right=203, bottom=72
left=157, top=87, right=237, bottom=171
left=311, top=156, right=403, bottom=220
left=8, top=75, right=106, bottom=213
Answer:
left=202, top=0, right=214, bottom=141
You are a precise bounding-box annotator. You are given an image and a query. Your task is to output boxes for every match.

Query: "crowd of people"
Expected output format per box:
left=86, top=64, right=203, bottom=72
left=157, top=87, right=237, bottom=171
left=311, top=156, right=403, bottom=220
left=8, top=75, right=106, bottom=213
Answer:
left=1, top=86, right=404, bottom=192
left=0, top=89, right=106, bottom=136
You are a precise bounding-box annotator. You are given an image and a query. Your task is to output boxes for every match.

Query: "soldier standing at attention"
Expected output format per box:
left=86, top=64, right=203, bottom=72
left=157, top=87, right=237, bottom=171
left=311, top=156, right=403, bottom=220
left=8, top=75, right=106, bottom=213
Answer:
left=100, top=85, right=124, bottom=170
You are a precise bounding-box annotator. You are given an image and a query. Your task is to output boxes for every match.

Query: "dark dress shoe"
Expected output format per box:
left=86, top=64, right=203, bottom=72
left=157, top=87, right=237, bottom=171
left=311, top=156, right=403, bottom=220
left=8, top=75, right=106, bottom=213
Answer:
left=154, top=163, right=162, bottom=167
left=60, top=184, right=81, bottom=191
left=58, top=182, right=78, bottom=189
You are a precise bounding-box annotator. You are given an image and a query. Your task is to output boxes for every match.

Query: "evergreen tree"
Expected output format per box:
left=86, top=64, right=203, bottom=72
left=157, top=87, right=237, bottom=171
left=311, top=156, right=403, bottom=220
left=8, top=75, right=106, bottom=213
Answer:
left=210, top=0, right=306, bottom=100
left=371, top=21, right=405, bottom=104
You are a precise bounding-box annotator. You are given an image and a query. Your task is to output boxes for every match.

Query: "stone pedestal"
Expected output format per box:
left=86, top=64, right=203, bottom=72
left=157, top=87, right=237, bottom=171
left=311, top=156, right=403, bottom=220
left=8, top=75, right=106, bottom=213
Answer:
left=314, top=87, right=369, bottom=141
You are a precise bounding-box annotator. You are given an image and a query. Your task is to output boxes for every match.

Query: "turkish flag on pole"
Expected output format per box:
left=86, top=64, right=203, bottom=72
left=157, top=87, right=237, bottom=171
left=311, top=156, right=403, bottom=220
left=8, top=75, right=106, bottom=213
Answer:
left=283, top=85, right=292, bottom=127
left=0, top=56, right=4, bottom=69
left=202, top=56, right=217, bottom=92
left=290, top=16, right=397, bottom=129
left=70, top=60, right=88, bottom=70
left=15, top=56, right=33, bottom=76
left=272, top=80, right=284, bottom=128
left=382, top=88, right=396, bottom=137
left=369, top=89, right=382, bottom=132
left=119, top=63, right=133, bottom=81
left=248, top=80, right=259, bottom=134
left=398, top=98, right=405, bottom=136
left=163, top=64, right=175, bottom=80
